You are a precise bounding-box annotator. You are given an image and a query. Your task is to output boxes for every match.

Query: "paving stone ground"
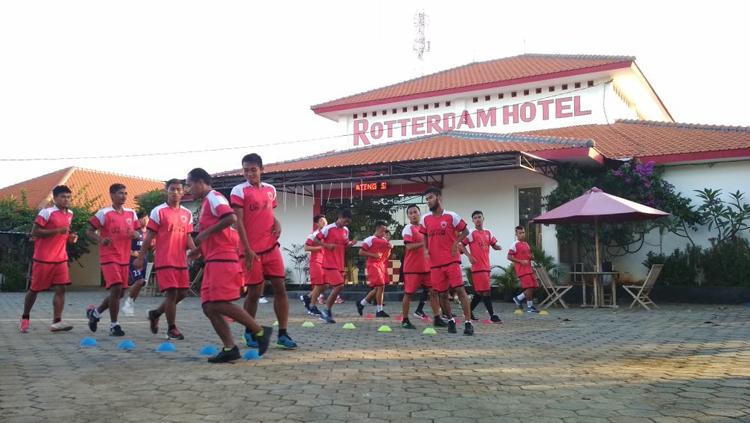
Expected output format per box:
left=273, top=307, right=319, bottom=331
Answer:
left=1, top=291, right=749, bottom=422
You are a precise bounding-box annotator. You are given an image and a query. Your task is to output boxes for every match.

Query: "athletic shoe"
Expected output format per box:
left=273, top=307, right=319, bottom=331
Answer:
left=401, top=319, right=416, bottom=329
left=19, top=318, right=30, bottom=333
left=335, top=295, right=344, bottom=304
left=470, top=313, right=479, bottom=321
left=355, top=300, right=365, bottom=316
left=147, top=310, right=160, bottom=334
left=526, top=306, right=540, bottom=313
left=167, top=328, right=184, bottom=340
left=243, top=331, right=259, bottom=348
left=375, top=310, right=390, bottom=318
left=513, top=296, right=523, bottom=309
left=433, top=316, right=448, bottom=327
left=122, top=298, right=135, bottom=317
left=463, top=321, right=474, bottom=336
left=86, top=305, right=99, bottom=332
left=447, top=319, right=457, bottom=334
left=109, top=325, right=125, bottom=337
left=207, top=346, right=240, bottom=363
left=258, top=297, right=269, bottom=304
left=413, top=309, right=427, bottom=319
left=320, top=309, right=336, bottom=324
left=301, top=294, right=311, bottom=311
left=256, top=326, right=273, bottom=356
left=50, top=321, right=73, bottom=332
left=490, top=314, right=503, bottom=323
left=276, top=334, right=298, bottom=349
left=308, top=306, right=322, bottom=316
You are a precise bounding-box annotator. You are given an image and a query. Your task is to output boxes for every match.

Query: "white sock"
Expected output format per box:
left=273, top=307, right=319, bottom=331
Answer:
left=527, top=300, right=534, bottom=307
left=110, top=321, right=119, bottom=328
left=377, top=305, right=383, bottom=312
left=360, top=299, right=368, bottom=306
left=516, top=293, right=525, bottom=301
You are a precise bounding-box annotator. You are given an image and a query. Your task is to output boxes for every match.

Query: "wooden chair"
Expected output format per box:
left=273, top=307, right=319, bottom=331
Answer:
left=533, top=263, right=573, bottom=309
left=622, top=264, right=663, bottom=310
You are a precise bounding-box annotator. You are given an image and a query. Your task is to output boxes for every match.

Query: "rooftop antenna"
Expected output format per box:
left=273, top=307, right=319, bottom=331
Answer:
left=413, top=9, right=430, bottom=73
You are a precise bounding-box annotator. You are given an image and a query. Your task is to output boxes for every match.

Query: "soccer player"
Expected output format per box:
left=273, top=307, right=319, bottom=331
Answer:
left=85, top=184, right=141, bottom=337
left=312, top=208, right=355, bottom=324
left=133, top=179, right=196, bottom=340
left=356, top=221, right=392, bottom=318
left=230, top=153, right=296, bottom=349
left=301, top=214, right=327, bottom=314
left=122, top=211, right=149, bottom=317
left=399, top=204, right=442, bottom=329
left=508, top=225, right=540, bottom=313
left=19, top=185, right=77, bottom=333
left=420, top=187, right=474, bottom=335
left=186, top=168, right=271, bottom=363
left=463, top=210, right=503, bottom=323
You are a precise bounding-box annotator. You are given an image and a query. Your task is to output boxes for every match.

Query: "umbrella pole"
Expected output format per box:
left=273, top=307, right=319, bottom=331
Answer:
left=595, top=219, right=600, bottom=272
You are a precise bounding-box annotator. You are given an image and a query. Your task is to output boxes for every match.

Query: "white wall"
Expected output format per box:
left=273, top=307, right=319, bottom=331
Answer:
left=275, top=193, right=314, bottom=283
left=613, top=160, right=750, bottom=281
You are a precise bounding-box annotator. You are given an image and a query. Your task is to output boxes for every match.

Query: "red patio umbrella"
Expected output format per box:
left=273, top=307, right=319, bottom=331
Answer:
left=532, top=187, right=669, bottom=271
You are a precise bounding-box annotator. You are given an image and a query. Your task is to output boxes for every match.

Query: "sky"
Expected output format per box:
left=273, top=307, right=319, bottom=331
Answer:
left=1, top=0, right=748, bottom=188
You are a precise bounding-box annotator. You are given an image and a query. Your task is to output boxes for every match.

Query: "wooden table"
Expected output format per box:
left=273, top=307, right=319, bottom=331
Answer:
left=569, top=271, right=620, bottom=308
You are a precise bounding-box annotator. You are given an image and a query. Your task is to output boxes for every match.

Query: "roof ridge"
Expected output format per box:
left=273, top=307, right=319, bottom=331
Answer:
left=0, top=167, right=72, bottom=191
left=70, top=166, right=165, bottom=183
left=616, top=119, right=750, bottom=133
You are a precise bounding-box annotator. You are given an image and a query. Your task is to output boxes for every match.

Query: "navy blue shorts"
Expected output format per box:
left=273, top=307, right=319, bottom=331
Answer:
left=128, top=259, right=148, bottom=286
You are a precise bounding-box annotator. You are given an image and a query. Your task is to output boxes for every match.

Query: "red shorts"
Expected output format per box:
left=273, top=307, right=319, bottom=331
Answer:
left=366, top=263, right=386, bottom=287
left=201, top=260, right=243, bottom=304
left=430, top=263, right=464, bottom=293
left=519, top=273, right=539, bottom=289
left=102, top=263, right=129, bottom=289
left=309, top=262, right=324, bottom=286
left=156, top=268, right=190, bottom=291
left=30, top=261, right=70, bottom=292
left=244, top=246, right=285, bottom=285
left=403, top=272, right=431, bottom=295
left=323, top=268, right=345, bottom=286
left=472, top=271, right=491, bottom=292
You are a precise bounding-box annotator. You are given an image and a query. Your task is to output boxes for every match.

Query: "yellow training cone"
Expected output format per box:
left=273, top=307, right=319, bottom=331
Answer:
left=377, top=325, right=392, bottom=333
left=422, top=327, right=437, bottom=335
left=342, top=323, right=356, bottom=329
left=302, top=321, right=315, bottom=328
left=514, top=309, right=524, bottom=315
left=539, top=310, right=549, bottom=316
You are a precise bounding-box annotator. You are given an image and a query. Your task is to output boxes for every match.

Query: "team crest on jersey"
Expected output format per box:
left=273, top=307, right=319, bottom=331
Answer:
left=440, top=221, right=448, bottom=229
left=267, top=191, right=274, bottom=201
left=180, top=215, right=187, bottom=223
left=126, top=218, right=133, bottom=225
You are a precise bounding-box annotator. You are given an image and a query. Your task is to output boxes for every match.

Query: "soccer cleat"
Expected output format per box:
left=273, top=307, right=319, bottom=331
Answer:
left=463, top=321, right=474, bottom=336
left=319, top=309, right=336, bottom=324
left=356, top=299, right=365, bottom=316
left=490, top=314, right=503, bottom=323
left=167, top=328, right=184, bottom=340
left=470, top=313, right=479, bottom=321
left=401, top=319, right=416, bottom=329
left=447, top=319, right=457, bottom=334
left=19, top=318, right=30, bottom=333
left=433, top=316, right=448, bottom=327
left=86, top=305, right=99, bottom=332
left=526, top=305, right=540, bottom=313
left=207, top=346, right=240, bottom=363
left=375, top=310, right=390, bottom=318
left=243, top=331, right=259, bottom=348
left=147, top=310, right=160, bottom=334
left=308, top=305, right=322, bottom=316
left=513, top=296, right=523, bottom=309
left=109, top=325, right=125, bottom=337
left=276, top=333, right=298, bottom=349
left=49, top=321, right=73, bottom=332
left=301, top=294, right=311, bottom=311
left=122, top=298, right=135, bottom=317
left=413, top=309, right=427, bottom=319
left=255, top=326, right=273, bottom=356
left=258, top=297, right=269, bottom=304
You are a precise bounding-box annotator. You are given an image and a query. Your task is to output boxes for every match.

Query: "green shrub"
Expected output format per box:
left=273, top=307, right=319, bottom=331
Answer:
left=0, top=260, right=27, bottom=292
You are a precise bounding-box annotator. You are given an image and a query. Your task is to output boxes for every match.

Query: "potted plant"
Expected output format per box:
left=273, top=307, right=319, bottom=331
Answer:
left=491, top=265, right=517, bottom=302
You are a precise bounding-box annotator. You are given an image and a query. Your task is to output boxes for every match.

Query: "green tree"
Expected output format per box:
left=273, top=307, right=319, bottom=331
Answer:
left=136, top=188, right=166, bottom=216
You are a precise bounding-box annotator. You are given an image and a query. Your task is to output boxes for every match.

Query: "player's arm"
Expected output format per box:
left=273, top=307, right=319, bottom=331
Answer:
left=314, top=237, right=335, bottom=251
left=232, top=206, right=257, bottom=267
left=452, top=227, right=469, bottom=256
left=272, top=217, right=282, bottom=237
left=195, top=213, right=236, bottom=245
left=132, top=230, right=156, bottom=269
left=30, top=223, right=67, bottom=238
left=459, top=241, right=476, bottom=264
left=304, top=243, right=323, bottom=252
left=359, top=249, right=380, bottom=259
left=492, top=244, right=503, bottom=251
left=404, top=241, right=424, bottom=250
left=86, top=224, right=109, bottom=245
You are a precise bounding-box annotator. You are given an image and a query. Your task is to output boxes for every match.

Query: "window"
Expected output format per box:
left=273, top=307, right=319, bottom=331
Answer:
left=473, top=97, right=478, bottom=103
left=523, top=89, right=529, bottom=96
left=363, top=112, right=367, bottom=117
left=518, top=187, right=543, bottom=248
left=445, top=101, right=451, bottom=106
left=413, top=105, right=418, bottom=111
left=535, top=88, right=542, bottom=94
left=574, top=82, right=581, bottom=88
left=562, top=84, right=568, bottom=90
left=434, top=102, right=439, bottom=108
left=403, top=107, right=408, bottom=113
left=484, top=95, right=490, bottom=101
left=498, top=93, right=504, bottom=99
left=353, top=113, right=358, bottom=119
left=588, top=80, right=594, bottom=87
left=392, top=108, right=397, bottom=114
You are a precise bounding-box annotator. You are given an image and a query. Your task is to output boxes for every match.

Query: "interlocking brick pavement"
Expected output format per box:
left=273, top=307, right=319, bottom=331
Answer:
left=1, top=292, right=749, bottom=422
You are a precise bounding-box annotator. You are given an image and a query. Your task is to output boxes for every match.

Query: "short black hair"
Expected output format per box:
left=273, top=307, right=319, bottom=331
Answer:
left=515, top=225, right=524, bottom=231
left=424, top=187, right=442, bottom=197
left=137, top=210, right=148, bottom=219
left=52, top=185, right=72, bottom=197
left=472, top=210, right=483, bottom=218
left=375, top=220, right=387, bottom=229
left=242, top=153, right=263, bottom=168
left=338, top=208, right=353, bottom=219
left=187, top=168, right=212, bottom=185
left=406, top=204, right=420, bottom=213
left=109, top=183, right=126, bottom=194
left=165, top=178, right=182, bottom=189
left=313, top=214, right=325, bottom=224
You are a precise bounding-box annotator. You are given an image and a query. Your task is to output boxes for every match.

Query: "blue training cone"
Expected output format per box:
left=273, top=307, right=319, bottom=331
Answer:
left=117, top=340, right=136, bottom=351
left=199, top=345, right=219, bottom=356
left=80, top=337, right=97, bottom=347
left=242, top=349, right=261, bottom=360
left=155, top=342, right=176, bottom=353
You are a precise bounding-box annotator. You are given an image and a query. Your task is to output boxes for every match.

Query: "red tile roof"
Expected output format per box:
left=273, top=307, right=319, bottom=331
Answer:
left=0, top=167, right=165, bottom=210
left=312, top=54, right=634, bottom=114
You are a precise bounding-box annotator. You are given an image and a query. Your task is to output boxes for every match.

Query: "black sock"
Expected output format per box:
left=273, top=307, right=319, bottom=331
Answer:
left=168, top=324, right=176, bottom=331
left=482, top=296, right=495, bottom=315
left=53, top=317, right=61, bottom=323
left=22, top=314, right=30, bottom=319
left=470, top=294, right=482, bottom=311
left=279, top=329, right=288, bottom=337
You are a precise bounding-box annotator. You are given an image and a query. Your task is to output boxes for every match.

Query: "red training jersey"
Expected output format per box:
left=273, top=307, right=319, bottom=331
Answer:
left=463, top=228, right=498, bottom=272
left=401, top=224, right=429, bottom=273
left=33, top=206, right=74, bottom=263
left=305, top=230, right=324, bottom=266
left=361, top=235, right=391, bottom=266
left=230, top=181, right=278, bottom=253
left=508, top=240, right=534, bottom=278
left=198, top=190, right=238, bottom=261
left=89, top=207, right=140, bottom=265
left=316, top=223, right=350, bottom=271
left=419, top=210, right=467, bottom=268
left=147, top=203, right=194, bottom=270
